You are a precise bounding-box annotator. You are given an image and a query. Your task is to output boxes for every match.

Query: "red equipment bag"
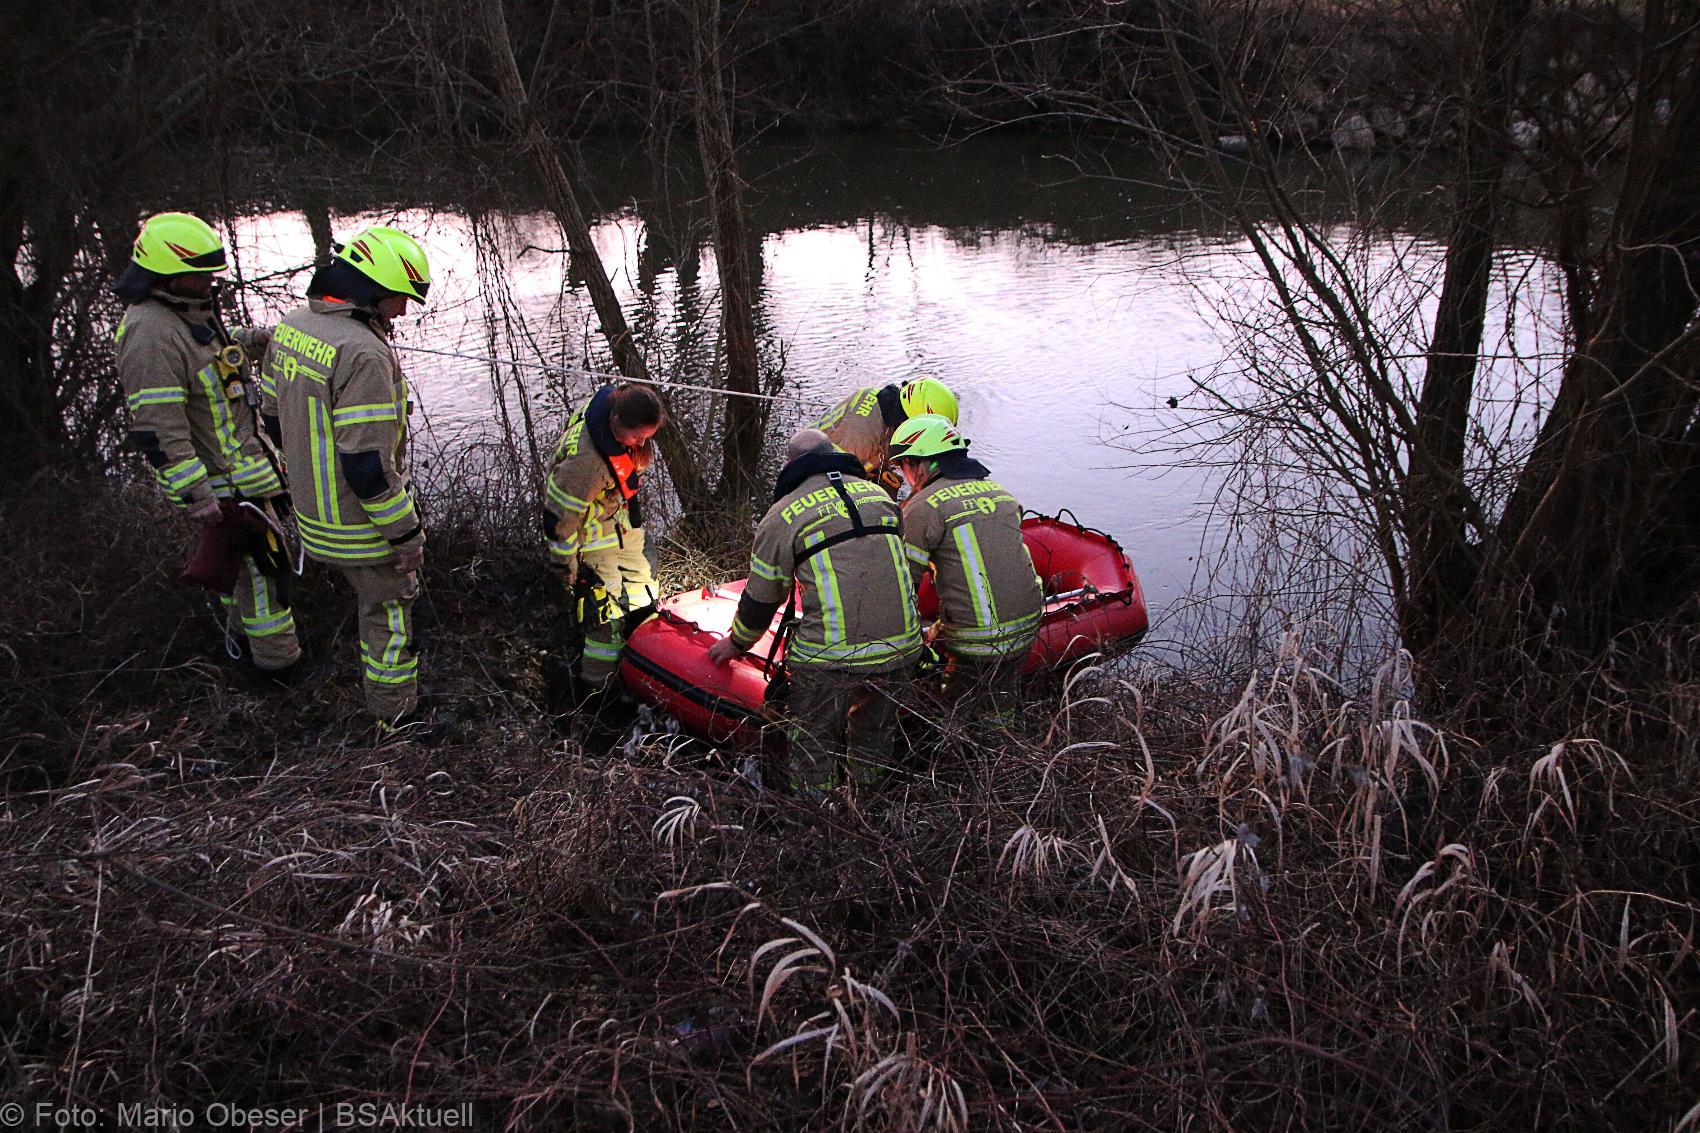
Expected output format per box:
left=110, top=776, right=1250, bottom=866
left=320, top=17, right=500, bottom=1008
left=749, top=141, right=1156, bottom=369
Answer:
left=181, top=501, right=267, bottom=593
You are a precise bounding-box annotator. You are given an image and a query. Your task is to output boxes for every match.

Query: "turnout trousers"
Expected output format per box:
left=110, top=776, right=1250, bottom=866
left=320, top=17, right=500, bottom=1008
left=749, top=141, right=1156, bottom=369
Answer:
left=778, top=664, right=914, bottom=792
left=338, top=562, right=419, bottom=720
left=571, top=530, right=658, bottom=688
left=939, top=649, right=1029, bottom=729
left=218, top=554, right=301, bottom=671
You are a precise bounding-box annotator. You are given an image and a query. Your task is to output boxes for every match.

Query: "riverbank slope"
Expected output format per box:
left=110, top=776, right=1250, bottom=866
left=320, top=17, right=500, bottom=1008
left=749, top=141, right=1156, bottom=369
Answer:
left=2, top=476, right=1696, bottom=1130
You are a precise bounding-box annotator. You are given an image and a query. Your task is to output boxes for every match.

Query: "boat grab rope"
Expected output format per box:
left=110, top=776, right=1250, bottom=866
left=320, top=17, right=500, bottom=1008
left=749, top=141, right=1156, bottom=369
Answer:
left=1023, top=509, right=1138, bottom=609
left=391, top=343, right=829, bottom=407
left=1030, top=506, right=1123, bottom=553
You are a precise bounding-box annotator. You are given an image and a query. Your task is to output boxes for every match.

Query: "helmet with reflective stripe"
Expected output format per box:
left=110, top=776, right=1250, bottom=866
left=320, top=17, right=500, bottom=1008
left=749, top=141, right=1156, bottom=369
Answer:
left=335, top=224, right=431, bottom=302
left=131, top=212, right=227, bottom=275
left=888, top=413, right=968, bottom=461
left=898, top=376, right=958, bottom=424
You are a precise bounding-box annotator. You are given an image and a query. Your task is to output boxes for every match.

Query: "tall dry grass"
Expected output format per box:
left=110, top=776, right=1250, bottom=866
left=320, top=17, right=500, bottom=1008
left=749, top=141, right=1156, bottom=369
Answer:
left=1, top=475, right=1697, bottom=1131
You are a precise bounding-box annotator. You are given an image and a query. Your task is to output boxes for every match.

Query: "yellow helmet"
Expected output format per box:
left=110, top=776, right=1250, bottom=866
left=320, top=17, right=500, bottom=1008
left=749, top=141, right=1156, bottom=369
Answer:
left=131, top=212, right=227, bottom=275
left=887, top=413, right=969, bottom=461
left=898, top=376, right=958, bottom=424
left=336, top=224, right=431, bottom=302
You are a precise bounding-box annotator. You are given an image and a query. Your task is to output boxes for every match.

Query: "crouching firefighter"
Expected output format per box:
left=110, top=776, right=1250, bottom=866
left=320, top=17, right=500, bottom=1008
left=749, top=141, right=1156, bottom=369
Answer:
left=541, top=383, right=664, bottom=721
left=112, top=212, right=302, bottom=681
left=814, top=376, right=959, bottom=494
left=889, top=414, right=1042, bottom=729
left=708, top=429, right=924, bottom=794
left=261, top=225, right=432, bottom=731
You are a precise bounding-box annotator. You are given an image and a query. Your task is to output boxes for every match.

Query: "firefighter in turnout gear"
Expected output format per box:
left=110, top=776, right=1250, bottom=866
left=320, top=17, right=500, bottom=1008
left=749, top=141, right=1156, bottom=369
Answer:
left=112, top=211, right=301, bottom=678
left=542, top=383, right=664, bottom=702
left=813, top=376, right=958, bottom=492
left=890, top=414, right=1042, bottom=721
left=260, top=224, right=431, bottom=726
left=708, top=429, right=924, bottom=792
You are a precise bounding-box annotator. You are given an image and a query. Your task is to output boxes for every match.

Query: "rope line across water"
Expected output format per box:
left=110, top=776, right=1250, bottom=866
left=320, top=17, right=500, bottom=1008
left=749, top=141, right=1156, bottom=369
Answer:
left=391, top=342, right=1235, bottom=415
left=392, top=343, right=829, bottom=407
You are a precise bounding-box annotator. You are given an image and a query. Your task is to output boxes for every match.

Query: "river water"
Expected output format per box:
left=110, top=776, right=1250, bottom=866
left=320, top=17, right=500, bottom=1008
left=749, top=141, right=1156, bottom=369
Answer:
left=219, top=132, right=1566, bottom=648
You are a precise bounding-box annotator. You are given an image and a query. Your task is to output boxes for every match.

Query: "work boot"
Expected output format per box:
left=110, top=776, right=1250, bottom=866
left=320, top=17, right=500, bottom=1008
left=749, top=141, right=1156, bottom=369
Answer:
left=543, top=649, right=584, bottom=728
left=246, top=656, right=328, bottom=691
left=374, top=711, right=448, bottom=747
left=573, top=679, right=638, bottom=754
left=373, top=690, right=452, bottom=746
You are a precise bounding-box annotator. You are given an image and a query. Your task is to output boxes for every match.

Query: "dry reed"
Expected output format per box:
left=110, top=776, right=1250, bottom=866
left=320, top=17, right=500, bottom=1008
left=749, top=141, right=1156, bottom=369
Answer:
left=1, top=476, right=1696, bottom=1131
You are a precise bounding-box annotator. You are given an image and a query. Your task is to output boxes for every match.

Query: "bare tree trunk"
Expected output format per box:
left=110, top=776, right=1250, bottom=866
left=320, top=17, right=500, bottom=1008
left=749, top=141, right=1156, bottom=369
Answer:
left=688, top=0, right=765, bottom=506
left=474, top=0, right=707, bottom=510
left=302, top=195, right=335, bottom=269
left=642, top=0, right=682, bottom=230
left=0, top=194, right=75, bottom=483
left=1401, top=0, right=1531, bottom=658
left=1480, top=8, right=1700, bottom=651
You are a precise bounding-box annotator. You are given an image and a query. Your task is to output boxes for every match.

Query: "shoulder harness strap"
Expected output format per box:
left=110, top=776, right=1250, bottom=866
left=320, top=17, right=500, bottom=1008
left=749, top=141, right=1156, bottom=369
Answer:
left=763, top=471, right=897, bottom=677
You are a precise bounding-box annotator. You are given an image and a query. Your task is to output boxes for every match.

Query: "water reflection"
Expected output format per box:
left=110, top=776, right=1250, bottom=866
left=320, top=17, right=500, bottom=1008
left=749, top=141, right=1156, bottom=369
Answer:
left=217, top=135, right=1566, bottom=645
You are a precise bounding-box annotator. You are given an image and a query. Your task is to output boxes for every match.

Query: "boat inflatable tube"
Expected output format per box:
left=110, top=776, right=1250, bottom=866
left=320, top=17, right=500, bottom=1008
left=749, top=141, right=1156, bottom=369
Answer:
left=620, top=512, right=1147, bottom=747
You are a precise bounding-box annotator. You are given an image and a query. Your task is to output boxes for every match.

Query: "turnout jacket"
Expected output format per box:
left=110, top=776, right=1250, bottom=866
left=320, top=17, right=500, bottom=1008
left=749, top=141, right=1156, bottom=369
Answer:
left=900, top=456, right=1043, bottom=660
left=813, top=384, right=904, bottom=480
left=115, top=295, right=282, bottom=509
left=542, top=385, right=647, bottom=566
left=260, top=300, right=422, bottom=564
left=728, top=451, right=923, bottom=673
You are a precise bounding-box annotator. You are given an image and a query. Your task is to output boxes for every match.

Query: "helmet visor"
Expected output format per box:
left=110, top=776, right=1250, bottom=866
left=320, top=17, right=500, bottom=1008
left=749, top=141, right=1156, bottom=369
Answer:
left=179, top=246, right=228, bottom=270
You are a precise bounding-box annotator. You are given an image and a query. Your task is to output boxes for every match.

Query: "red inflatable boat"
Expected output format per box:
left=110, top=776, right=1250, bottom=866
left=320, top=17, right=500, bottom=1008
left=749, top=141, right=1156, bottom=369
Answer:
left=619, top=513, right=1147, bottom=746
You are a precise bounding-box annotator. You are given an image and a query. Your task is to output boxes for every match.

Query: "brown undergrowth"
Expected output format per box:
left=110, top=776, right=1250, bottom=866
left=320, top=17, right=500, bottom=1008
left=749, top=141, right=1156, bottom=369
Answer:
left=1, top=475, right=1697, bottom=1131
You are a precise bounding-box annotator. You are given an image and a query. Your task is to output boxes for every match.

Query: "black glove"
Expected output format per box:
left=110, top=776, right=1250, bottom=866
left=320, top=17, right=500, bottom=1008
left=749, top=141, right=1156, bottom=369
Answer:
left=573, top=568, right=612, bottom=629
